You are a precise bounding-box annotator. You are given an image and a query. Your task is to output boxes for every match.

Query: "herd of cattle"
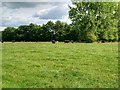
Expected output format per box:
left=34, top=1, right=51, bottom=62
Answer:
left=52, top=40, right=73, bottom=44
left=1, top=40, right=74, bottom=44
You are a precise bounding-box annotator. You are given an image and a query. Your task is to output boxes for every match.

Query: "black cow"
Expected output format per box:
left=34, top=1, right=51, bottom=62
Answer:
left=101, top=39, right=105, bottom=43
left=71, top=40, right=73, bottom=43
left=64, top=40, right=69, bottom=43
left=12, top=40, right=15, bottom=43
left=52, top=40, right=55, bottom=44
left=1, top=40, right=3, bottom=43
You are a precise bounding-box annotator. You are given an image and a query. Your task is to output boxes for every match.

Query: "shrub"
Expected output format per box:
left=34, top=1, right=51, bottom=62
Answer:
left=86, top=32, right=97, bottom=43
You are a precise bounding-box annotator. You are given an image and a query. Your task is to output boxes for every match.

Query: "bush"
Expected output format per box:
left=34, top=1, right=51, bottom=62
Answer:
left=86, top=32, right=97, bottom=43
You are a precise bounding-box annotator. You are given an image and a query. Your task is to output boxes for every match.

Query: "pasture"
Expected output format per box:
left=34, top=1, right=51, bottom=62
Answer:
left=2, top=42, right=118, bottom=88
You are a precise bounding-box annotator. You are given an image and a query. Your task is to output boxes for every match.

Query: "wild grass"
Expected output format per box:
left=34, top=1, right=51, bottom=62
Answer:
left=2, top=42, right=118, bottom=88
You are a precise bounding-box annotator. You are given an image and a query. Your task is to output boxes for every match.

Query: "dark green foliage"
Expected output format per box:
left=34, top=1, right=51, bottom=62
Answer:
left=2, top=21, right=71, bottom=42
left=0, top=31, right=2, bottom=41
left=2, top=27, right=16, bottom=41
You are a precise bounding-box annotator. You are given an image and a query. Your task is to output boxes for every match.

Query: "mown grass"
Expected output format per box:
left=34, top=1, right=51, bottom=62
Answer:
left=2, top=42, right=118, bottom=88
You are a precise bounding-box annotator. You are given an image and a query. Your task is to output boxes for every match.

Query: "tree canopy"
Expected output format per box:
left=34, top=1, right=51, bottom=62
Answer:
left=2, top=21, right=71, bottom=42
left=69, top=2, right=118, bottom=42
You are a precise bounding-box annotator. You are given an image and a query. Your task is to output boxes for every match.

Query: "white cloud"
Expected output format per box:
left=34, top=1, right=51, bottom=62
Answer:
left=0, top=27, right=6, bottom=31
left=2, top=2, right=72, bottom=27
left=34, top=8, right=53, bottom=18
left=33, top=4, right=69, bottom=19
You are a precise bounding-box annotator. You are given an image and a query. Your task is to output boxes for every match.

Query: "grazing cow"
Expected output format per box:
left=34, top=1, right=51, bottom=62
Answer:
left=71, top=40, right=73, bottom=43
left=64, top=40, right=69, bottom=43
left=52, top=40, right=55, bottom=44
left=12, top=40, right=15, bottom=43
left=102, top=41, right=105, bottom=43
left=101, top=39, right=105, bottom=43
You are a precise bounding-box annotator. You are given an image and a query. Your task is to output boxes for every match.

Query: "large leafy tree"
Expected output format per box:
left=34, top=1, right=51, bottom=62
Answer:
left=69, top=2, right=118, bottom=42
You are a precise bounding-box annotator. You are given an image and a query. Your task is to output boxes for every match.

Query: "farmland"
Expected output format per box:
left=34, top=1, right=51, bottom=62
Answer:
left=2, top=42, right=118, bottom=88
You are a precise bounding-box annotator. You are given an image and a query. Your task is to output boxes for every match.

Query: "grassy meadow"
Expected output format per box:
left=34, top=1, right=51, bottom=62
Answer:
left=2, top=42, right=118, bottom=88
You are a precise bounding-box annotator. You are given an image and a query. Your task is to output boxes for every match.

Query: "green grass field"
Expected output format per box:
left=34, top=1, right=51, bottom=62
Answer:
left=2, top=42, right=118, bottom=88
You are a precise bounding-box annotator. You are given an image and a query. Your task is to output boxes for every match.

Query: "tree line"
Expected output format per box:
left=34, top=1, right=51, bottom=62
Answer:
left=2, top=21, right=72, bottom=42
left=2, top=2, right=119, bottom=42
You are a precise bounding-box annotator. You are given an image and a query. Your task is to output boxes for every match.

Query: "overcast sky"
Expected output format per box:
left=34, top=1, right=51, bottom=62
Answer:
left=1, top=0, right=117, bottom=31
left=1, top=0, right=73, bottom=30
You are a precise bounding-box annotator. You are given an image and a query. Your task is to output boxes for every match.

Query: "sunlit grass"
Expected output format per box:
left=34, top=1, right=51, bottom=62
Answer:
left=2, top=42, right=118, bottom=88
